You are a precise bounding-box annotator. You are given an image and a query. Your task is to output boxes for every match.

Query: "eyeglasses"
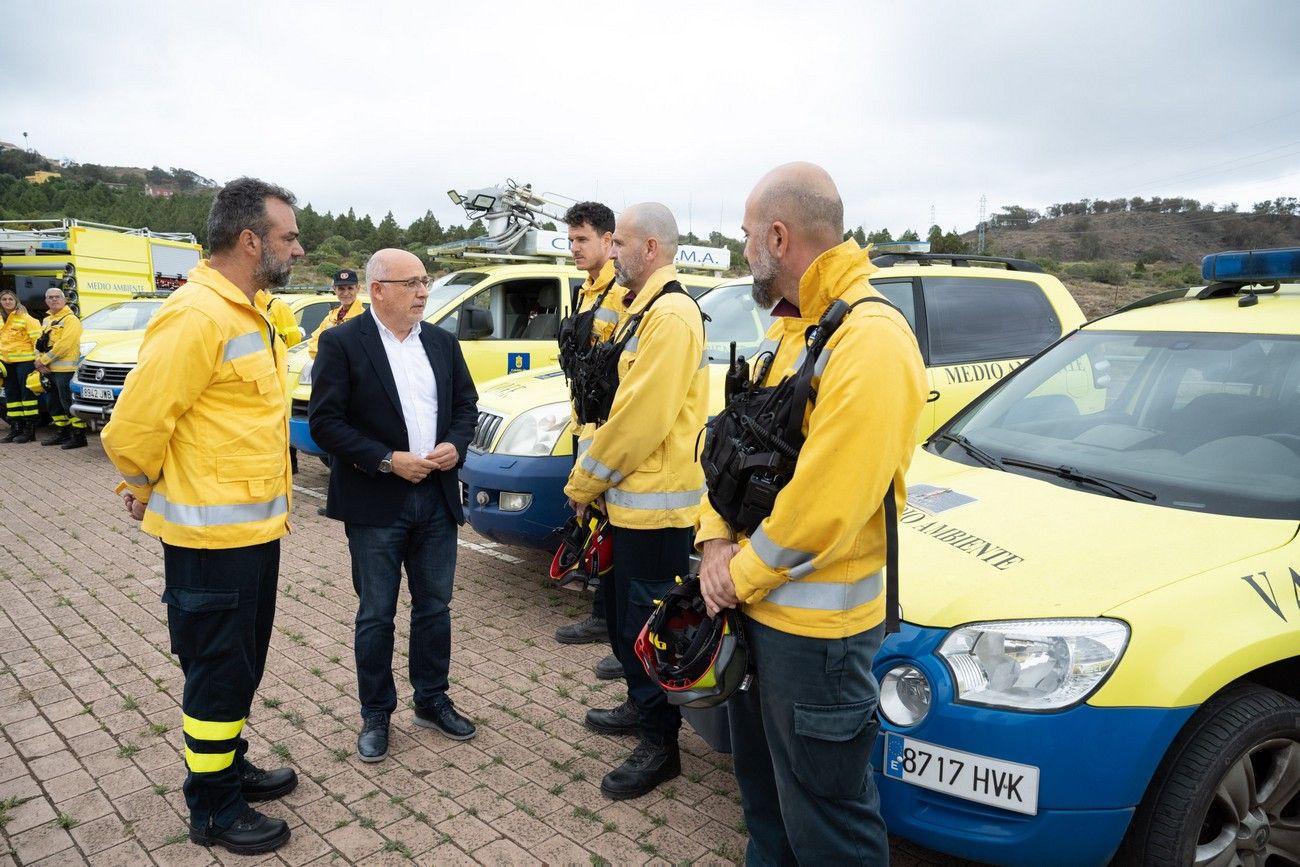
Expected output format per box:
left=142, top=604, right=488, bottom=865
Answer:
left=376, top=276, right=433, bottom=290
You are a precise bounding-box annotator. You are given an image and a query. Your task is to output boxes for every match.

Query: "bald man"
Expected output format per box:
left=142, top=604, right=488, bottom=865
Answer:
left=696, top=163, right=927, bottom=863
left=309, top=248, right=480, bottom=762
left=564, top=203, right=708, bottom=800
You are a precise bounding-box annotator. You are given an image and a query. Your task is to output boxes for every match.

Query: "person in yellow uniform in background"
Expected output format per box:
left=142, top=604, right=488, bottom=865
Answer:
left=307, top=269, right=364, bottom=358
left=34, top=286, right=88, bottom=449
left=565, top=202, right=708, bottom=800
left=552, top=201, right=626, bottom=684
left=697, top=163, right=928, bottom=865
left=102, top=177, right=305, bottom=857
left=1, top=287, right=44, bottom=444
left=262, top=292, right=302, bottom=349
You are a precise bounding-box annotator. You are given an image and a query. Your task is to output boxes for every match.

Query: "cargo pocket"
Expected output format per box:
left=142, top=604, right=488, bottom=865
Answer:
left=217, top=453, right=285, bottom=499
left=161, top=587, right=240, bottom=660
left=790, top=699, right=879, bottom=799
left=628, top=577, right=676, bottom=633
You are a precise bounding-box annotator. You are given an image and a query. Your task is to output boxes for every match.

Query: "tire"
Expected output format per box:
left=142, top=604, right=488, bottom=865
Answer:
left=1114, top=683, right=1300, bottom=866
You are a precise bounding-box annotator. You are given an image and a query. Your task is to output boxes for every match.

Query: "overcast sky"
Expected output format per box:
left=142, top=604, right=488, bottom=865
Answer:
left=4, top=0, right=1298, bottom=241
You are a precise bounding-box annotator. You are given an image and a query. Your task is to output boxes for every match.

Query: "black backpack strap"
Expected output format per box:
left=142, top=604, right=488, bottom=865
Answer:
left=883, top=480, right=900, bottom=634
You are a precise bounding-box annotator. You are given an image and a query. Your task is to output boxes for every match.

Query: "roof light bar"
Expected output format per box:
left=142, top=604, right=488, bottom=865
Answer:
left=1201, top=248, right=1300, bottom=283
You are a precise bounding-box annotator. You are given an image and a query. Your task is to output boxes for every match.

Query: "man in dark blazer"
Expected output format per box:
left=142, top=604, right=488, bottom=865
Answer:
left=309, top=248, right=479, bottom=762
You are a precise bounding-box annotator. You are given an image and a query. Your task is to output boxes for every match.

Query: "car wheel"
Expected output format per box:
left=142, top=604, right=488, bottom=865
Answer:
left=1115, top=683, right=1300, bottom=866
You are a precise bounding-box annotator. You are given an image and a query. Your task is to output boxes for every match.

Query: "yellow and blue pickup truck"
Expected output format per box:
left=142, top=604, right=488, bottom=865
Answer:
left=461, top=253, right=1085, bottom=549
left=874, top=248, right=1300, bottom=866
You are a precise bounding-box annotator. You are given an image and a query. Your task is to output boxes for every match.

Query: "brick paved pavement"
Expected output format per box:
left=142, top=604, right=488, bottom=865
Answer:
left=0, top=436, right=972, bottom=865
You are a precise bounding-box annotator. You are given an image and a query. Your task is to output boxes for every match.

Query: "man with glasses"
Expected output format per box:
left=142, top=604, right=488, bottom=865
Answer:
left=309, top=248, right=480, bottom=763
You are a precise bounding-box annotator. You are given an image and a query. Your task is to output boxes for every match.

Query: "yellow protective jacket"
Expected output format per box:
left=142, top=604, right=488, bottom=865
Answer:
left=102, top=261, right=291, bottom=549
left=263, top=293, right=302, bottom=348
left=1, top=310, right=42, bottom=363
left=38, top=307, right=83, bottom=373
left=566, top=264, right=708, bottom=529
left=571, top=259, right=626, bottom=451
left=307, top=297, right=365, bottom=358
left=696, top=241, right=927, bottom=638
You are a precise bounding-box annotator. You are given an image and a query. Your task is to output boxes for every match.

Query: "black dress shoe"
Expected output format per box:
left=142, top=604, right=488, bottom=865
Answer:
left=585, top=699, right=638, bottom=735
left=190, top=807, right=290, bottom=854
left=414, top=698, right=476, bottom=741
left=601, top=738, right=681, bottom=800
left=239, top=760, right=298, bottom=802
left=555, top=615, right=607, bottom=645
left=594, top=653, right=623, bottom=681
left=357, top=713, right=390, bottom=763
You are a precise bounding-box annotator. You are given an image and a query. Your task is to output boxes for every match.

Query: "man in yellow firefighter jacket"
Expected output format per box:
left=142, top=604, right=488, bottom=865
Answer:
left=35, top=286, right=88, bottom=449
left=308, top=268, right=365, bottom=358
left=697, top=163, right=927, bottom=864
left=553, top=201, right=626, bottom=684
left=565, top=202, right=708, bottom=799
left=102, top=178, right=305, bottom=856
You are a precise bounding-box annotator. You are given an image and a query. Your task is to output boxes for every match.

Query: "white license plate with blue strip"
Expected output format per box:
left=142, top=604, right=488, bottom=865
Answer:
left=884, top=733, right=1039, bottom=815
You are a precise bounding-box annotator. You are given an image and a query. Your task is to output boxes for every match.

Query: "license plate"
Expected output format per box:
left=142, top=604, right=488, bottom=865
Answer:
left=80, top=385, right=115, bottom=401
left=883, top=733, right=1039, bottom=815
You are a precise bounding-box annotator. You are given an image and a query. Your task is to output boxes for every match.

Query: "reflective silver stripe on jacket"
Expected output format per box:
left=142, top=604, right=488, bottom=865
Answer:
left=605, top=487, right=705, bottom=511
left=698, top=349, right=710, bottom=369
left=624, top=335, right=640, bottom=353
left=575, top=438, right=592, bottom=460
left=755, top=338, right=780, bottom=360
left=223, top=331, right=267, bottom=363
left=814, top=346, right=835, bottom=377
left=750, top=525, right=817, bottom=579
left=593, top=308, right=619, bottom=324
left=580, top=453, right=623, bottom=484
left=123, top=472, right=156, bottom=487
left=792, top=347, right=808, bottom=370
left=763, top=570, right=884, bottom=611
left=147, top=492, right=288, bottom=527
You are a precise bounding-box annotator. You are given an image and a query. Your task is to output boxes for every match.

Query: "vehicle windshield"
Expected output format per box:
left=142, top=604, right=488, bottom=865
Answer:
left=80, top=301, right=163, bottom=331
left=937, top=329, right=1300, bottom=520
left=699, top=281, right=767, bottom=363
left=423, top=271, right=485, bottom=320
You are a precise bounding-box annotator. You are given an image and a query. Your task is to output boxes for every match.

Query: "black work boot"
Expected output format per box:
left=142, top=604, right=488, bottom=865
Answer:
left=12, top=421, right=33, bottom=444
left=190, top=807, right=290, bottom=854
left=239, top=760, right=298, bottom=802
left=594, top=653, right=623, bottom=680
left=357, top=712, right=390, bottom=763
left=60, top=430, right=87, bottom=450
left=555, top=615, right=608, bottom=645
left=585, top=698, right=638, bottom=735
left=1, top=423, right=18, bottom=443
left=41, top=428, right=71, bottom=446
left=600, top=738, right=681, bottom=800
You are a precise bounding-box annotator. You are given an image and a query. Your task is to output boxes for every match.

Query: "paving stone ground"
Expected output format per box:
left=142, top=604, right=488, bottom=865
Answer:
left=0, top=435, right=971, bottom=865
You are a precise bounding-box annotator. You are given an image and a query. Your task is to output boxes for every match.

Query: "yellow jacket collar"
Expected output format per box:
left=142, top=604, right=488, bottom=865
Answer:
left=797, top=240, right=878, bottom=317
left=583, top=259, right=618, bottom=293
left=625, top=264, right=680, bottom=315
left=46, top=306, right=74, bottom=323
left=193, top=261, right=267, bottom=313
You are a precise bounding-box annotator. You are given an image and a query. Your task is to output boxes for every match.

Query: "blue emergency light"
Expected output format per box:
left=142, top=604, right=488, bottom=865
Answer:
left=1202, top=247, right=1300, bottom=283
left=38, top=241, right=69, bottom=251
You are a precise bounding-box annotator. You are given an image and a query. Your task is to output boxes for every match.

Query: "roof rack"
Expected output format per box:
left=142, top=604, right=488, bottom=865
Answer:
left=869, top=251, right=1045, bottom=273
left=0, top=218, right=197, bottom=253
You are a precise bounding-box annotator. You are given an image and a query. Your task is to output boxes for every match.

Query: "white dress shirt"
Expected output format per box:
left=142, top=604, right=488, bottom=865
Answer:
left=371, top=309, right=439, bottom=456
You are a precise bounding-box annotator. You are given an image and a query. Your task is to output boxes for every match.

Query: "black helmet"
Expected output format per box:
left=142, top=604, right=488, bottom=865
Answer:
left=635, top=576, right=750, bottom=708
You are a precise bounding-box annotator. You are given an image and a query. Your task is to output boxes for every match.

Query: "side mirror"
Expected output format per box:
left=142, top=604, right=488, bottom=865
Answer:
left=458, top=307, right=493, bottom=340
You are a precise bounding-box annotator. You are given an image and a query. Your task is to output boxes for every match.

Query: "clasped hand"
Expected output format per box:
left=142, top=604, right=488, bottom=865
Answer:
left=391, top=442, right=459, bottom=484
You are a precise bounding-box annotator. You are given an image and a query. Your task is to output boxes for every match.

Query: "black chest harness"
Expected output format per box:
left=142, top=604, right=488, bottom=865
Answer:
left=700, top=295, right=904, bottom=633
left=562, top=280, right=689, bottom=426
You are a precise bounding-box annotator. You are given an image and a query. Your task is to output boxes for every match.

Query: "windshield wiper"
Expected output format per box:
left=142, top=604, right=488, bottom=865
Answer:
left=934, top=433, right=1003, bottom=470
left=1000, top=458, right=1157, bottom=502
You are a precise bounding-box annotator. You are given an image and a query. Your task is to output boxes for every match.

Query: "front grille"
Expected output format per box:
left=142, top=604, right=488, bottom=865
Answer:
left=470, top=410, right=505, bottom=452
left=77, top=361, right=132, bottom=387
left=291, top=399, right=310, bottom=419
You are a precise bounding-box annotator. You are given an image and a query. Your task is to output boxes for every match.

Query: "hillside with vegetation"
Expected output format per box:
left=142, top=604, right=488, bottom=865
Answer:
left=3, top=146, right=1296, bottom=318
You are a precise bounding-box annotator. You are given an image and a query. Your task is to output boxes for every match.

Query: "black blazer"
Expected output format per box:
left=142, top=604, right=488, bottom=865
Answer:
left=308, top=312, right=478, bottom=526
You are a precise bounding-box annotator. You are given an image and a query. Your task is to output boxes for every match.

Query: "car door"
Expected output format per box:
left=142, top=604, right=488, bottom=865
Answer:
left=867, top=277, right=930, bottom=437
left=452, top=275, right=567, bottom=382
left=920, top=275, right=1063, bottom=431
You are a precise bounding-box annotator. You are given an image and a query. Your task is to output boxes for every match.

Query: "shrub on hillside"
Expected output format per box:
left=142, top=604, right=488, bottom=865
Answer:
left=1065, top=260, right=1128, bottom=285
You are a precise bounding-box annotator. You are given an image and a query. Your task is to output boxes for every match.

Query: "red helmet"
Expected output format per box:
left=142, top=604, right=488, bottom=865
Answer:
left=549, top=506, right=612, bottom=588
left=635, top=576, right=751, bottom=709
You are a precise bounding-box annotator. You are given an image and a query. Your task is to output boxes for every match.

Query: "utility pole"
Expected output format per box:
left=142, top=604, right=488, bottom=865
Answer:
left=977, top=194, right=988, bottom=254
left=930, top=204, right=936, bottom=230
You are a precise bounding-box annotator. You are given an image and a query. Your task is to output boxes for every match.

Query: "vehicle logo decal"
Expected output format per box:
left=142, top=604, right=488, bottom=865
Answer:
left=94, top=368, right=105, bottom=382
left=907, top=483, right=975, bottom=514
left=899, top=506, right=1024, bottom=571
left=1240, top=567, right=1299, bottom=622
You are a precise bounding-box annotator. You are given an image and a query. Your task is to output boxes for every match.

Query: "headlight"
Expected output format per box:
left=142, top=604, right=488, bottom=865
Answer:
left=938, top=619, right=1129, bottom=711
left=297, top=358, right=313, bottom=386
left=879, top=663, right=931, bottom=726
left=494, top=402, right=571, bottom=456
left=79, top=341, right=96, bottom=357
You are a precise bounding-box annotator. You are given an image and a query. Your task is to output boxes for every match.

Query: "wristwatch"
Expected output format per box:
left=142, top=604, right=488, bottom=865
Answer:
left=378, top=451, right=393, bottom=474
